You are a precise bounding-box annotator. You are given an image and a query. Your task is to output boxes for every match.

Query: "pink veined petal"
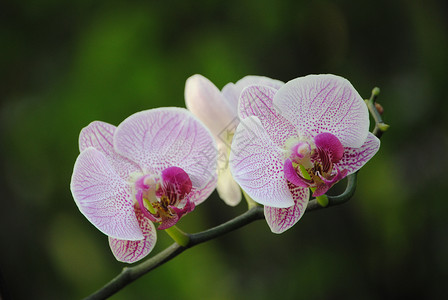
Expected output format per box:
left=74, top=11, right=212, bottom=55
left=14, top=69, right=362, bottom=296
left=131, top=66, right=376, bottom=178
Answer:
left=222, top=75, right=284, bottom=116
left=109, top=206, right=157, bottom=263
left=264, top=184, right=310, bottom=234
left=188, top=175, right=218, bottom=206
left=229, top=116, right=294, bottom=208
left=274, top=74, right=369, bottom=148
left=70, top=147, right=143, bottom=240
left=79, top=121, right=115, bottom=153
left=338, top=132, right=381, bottom=174
left=239, top=85, right=297, bottom=147
left=79, top=121, right=140, bottom=180
left=185, top=74, right=236, bottom=137
left=113, top=107, right=218, bottom=204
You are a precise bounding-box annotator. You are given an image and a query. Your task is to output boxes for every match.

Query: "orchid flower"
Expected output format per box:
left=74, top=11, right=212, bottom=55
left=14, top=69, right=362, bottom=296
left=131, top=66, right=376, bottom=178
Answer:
left=185, top=74, right=284, bottom=206
left=70, top=108, right=217, bottom=263
left=229, top=74, right=380, bottom=233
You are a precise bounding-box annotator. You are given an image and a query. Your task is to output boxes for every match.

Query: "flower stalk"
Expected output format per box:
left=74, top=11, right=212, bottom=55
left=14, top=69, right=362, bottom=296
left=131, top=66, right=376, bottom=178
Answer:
left=366, top=87, right=390, bottom=138
left=164, top=226, right=190, bottom=247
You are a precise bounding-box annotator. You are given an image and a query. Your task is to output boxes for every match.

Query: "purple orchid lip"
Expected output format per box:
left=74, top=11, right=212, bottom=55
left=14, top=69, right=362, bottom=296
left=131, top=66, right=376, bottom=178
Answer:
left=135, top=166, right=195, bottom=230
left=158, top=166, right=193, bottom=201
left=314, top=132, right=344, bottom=164
left=284, top=132, right=349, bottom=196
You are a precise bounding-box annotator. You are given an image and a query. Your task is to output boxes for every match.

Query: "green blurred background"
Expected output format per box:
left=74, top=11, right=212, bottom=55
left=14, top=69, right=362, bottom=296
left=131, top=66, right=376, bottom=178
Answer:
left=1, top=0, right=447, bottom=299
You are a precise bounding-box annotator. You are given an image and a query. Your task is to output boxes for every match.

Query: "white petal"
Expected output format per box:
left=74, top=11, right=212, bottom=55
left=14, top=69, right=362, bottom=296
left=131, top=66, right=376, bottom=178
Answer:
left=114, top=107, right=218, bottom=205
left=229, top=116, right=294, bottom=208
left=274, top=74, right=369, bottom=148
left=185, top=74, right=236, bottom=137
left=70, top=148, right=143, bottom=240
left=79, top=121, right=140, bottom=180
left=222, top=75, right=284, bottom=115
left=264, top=185, right=309, bottom=233
left=215, top=141, right=241, bottom=206
left=109, top=207, right=157, bottom=263
left=239, top=85, right=297, bottom=147
left=339, top=132, right=381, bottom=174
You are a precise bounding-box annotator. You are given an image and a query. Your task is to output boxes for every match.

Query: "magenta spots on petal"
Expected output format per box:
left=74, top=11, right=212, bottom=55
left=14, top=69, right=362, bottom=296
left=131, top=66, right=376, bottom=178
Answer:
left=284, top=159, right=311, bottom=188
left=314, top=132, right=344, bottom=163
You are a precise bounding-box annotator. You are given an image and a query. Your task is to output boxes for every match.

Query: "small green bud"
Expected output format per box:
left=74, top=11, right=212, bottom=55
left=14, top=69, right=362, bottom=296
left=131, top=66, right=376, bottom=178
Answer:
left=378, top=123, right=390, bottom=131
left=372, top=87, right=380, bottom=97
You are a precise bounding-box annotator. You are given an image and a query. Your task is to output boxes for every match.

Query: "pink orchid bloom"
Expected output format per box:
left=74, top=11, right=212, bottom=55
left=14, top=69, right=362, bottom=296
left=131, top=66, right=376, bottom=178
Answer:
left=229, top=74, right=380, bottom=233
left=70, top=108, right=217, bottom=263
left=185, top=74, right=284, bottom=206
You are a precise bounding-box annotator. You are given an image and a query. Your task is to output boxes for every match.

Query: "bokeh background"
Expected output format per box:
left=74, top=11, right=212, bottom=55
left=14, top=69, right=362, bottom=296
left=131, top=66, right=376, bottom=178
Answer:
left=1, top=0, right=447, bottom=299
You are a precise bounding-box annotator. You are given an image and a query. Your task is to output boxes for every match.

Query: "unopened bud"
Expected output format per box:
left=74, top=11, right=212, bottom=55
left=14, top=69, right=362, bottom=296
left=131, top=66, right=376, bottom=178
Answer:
left=378, top=123, right=390, bottom=131
left=372, top=87, right=380, bottom=96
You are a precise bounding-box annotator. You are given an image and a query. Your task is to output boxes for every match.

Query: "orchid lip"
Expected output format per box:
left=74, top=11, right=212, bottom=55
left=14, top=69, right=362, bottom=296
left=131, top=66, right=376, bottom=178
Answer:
left=135, top=166, right=195, bottom=229
left=284, top=133, right=348, bottom=196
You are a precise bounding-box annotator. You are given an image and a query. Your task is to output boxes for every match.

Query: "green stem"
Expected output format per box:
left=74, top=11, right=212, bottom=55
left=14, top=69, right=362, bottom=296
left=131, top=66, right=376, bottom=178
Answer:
left=164, top=225, right=190, bottom=247
left=84, top=207, right=265, bottom=300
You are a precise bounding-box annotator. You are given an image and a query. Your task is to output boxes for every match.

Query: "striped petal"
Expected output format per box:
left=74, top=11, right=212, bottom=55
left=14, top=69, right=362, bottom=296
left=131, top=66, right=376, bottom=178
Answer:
left=264, top=184, right=310, bottom=233
left=70, top=147, right=143, bottom=240
left=222, top=75, right=284, bottom=116
left=79, top=121, right=140, bottom=180
left=339, top=132, right=381, bottom=174
left=239, top=85, right=297, bottom=147
left=114, top=107, right=218, bottom=205
left=230, top=116, right=294, bottom=208
left=274, top=74, right=369, bottom=148
left=109, top=206, right=157, bottom=263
